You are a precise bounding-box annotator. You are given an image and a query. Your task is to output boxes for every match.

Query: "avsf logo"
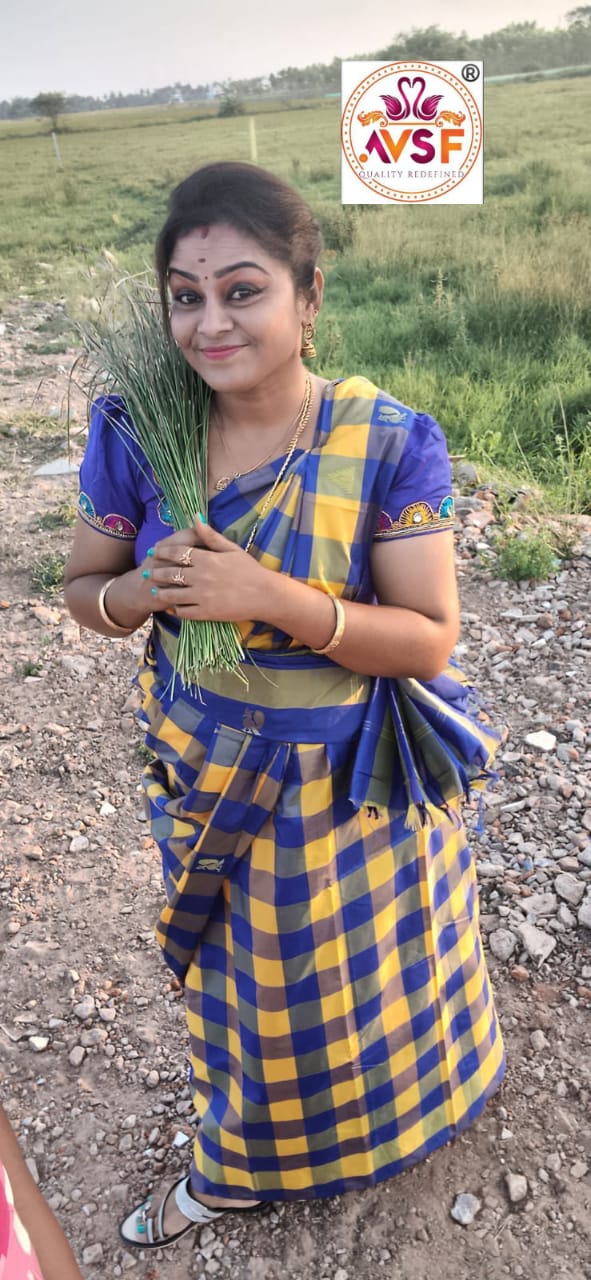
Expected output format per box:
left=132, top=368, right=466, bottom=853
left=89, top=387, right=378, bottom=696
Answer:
left=341, top=61, right=483, bottom=205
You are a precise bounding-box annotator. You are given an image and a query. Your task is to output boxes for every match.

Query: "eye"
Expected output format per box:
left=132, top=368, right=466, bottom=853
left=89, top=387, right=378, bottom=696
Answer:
left=172, top=288, right=201, bottom=307
left=227, top=284, right=262, bottom=302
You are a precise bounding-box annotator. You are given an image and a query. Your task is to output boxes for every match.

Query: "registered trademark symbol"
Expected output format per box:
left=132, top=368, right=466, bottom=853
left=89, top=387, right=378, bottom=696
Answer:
left=462, top=63, right=480, bottom=82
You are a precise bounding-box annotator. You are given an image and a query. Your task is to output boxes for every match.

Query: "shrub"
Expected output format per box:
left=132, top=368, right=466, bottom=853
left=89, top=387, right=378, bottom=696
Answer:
left=36, top=501, right=77, bottom=529
left=31, top=551, right=66, bottom=595
left=495, top=533, right=558, bottom=582
left=218, top=93, right=244, bottom=118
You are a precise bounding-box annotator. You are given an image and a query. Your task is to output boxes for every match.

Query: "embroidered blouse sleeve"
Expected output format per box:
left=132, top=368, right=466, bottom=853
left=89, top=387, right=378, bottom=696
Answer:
left=78, top=396, right=144, bottom=540
left=373, top=411, right=455, bottom=541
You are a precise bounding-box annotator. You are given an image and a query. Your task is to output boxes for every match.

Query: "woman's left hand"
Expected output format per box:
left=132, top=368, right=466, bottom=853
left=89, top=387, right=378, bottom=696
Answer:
left=146, top=517, right=269, bottom=622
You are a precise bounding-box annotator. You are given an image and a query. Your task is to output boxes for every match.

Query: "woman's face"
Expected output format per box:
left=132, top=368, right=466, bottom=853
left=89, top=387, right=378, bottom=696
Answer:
left=167, top=223, right=320, bottom=393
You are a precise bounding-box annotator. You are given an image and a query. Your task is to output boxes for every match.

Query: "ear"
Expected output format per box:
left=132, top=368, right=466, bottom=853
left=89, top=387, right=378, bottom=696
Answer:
left=300, top=269, right=324, bottom=324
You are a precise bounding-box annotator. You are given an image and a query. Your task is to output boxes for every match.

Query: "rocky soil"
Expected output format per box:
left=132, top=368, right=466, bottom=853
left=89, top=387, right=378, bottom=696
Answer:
left=0, top=302, right=590, bottom=1280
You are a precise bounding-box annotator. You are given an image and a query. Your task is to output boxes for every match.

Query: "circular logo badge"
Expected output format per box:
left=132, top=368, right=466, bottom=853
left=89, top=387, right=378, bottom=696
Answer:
left=341, top=61, right=482, bottom=204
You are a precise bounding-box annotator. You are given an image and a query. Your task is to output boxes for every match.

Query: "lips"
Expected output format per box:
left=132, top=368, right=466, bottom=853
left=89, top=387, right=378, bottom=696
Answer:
left=199, top=345, right=244, bottom=359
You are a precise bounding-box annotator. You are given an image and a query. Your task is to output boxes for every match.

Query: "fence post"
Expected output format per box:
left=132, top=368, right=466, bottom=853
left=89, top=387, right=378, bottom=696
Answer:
left=51, top=131, right=63, bottom=170
left=248, top=116, right=257, bottom=163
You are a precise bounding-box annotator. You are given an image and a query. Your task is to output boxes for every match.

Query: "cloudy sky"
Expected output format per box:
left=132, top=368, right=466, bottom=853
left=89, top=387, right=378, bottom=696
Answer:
left=2, top=0, right=572, bottom=98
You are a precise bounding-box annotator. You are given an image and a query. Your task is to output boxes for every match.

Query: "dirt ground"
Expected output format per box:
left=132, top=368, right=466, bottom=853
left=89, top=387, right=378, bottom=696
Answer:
left=0, top=302, right=590, bottom=1280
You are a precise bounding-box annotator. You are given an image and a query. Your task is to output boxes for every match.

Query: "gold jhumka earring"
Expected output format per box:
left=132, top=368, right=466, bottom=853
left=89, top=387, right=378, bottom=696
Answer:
left=300, top=321, right=317, bottom=359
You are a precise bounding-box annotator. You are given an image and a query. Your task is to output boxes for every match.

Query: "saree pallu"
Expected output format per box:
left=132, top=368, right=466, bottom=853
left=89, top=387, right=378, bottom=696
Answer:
left=134, top=377, right=505, bottom=1200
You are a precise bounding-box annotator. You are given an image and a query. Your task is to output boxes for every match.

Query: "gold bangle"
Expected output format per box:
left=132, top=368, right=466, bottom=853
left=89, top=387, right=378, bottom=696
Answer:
left=311, top=593, right=346, bottom=656
left=97, top=577, right=134, bottom=636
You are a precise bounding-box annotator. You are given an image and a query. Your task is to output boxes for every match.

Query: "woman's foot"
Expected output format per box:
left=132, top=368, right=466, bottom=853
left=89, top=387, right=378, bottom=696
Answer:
left=119, top=1175, right=262, bottom=1250
left=148, top=1182, right=260, bottom=1235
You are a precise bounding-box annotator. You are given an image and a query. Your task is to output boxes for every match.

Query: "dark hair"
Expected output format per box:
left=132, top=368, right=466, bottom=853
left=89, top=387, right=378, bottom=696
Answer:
left=155, top=162, right=323, bottom=330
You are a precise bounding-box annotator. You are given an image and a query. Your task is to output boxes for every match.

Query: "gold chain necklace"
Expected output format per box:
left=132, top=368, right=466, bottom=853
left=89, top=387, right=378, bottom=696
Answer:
left=244, top=375, right=314, bottom=553
left=211, top=374, right=312, bottom=492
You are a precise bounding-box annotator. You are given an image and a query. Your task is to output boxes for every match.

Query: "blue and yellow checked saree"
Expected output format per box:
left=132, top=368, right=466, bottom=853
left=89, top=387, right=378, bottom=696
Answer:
left=80, top=376, right=505, bottom=1201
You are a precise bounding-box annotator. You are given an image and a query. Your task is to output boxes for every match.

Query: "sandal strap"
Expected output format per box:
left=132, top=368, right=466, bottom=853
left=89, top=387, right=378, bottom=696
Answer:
left=174, top=1177, right=225, bottom=1224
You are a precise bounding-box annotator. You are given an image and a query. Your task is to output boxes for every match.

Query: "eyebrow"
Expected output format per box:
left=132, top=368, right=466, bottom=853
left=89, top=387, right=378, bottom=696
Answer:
left=167, top=261, right=270, bottom=282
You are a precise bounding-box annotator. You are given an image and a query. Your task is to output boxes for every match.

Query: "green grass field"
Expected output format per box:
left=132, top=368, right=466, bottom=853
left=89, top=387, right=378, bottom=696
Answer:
left=1, top=79, right=590, bottom=509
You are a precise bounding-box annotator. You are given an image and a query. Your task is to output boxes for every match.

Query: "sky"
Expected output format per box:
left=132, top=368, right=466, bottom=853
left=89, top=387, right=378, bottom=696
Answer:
left=1, top=0, right=573, bottom=99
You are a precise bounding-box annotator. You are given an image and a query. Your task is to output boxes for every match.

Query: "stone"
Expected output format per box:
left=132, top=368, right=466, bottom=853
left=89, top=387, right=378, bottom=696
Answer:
left=69, top=1045, right=85, bottom=1067
left=199, top=1226, right=216, bottom=1249
left=61, top=655, right=95, bottom=679
left=557, top=904, right=576, bottom=929
left=334, top=1271, right=349, bottom=1280
left=525, top=731, right=556, bottom=752
left=34, top=457, right=80, bottom=476
left=465, top=509, right=495, bottom=530
left=578, top=847, right=591, bottom=869
left=546, top=1153, right=561, bottom=1173
left=82, top=1243, right=104, bottom=1265
left=146, top=1070, right=160, bottom=1088
left=488, top=929, right=518, bottom=962
left=74, top=996, right=95, bottom=1020
left=25, top=1158, right=39, bottom=1183
left=69, top=834, right=90, bottom=854
left=98, top=1006, right=116, bottom=1022
left=80, top=1028, right=107, bottom=1047
left=31, top=604, right=61, bottom=626
left=555, top=874, right=585, bottom=907
left=121, top=1114, right=137, bottom=1130
left=511, top=966, right=530, bottom=982
left=119, top=1133, right=133, bottom=1152
left=570, top=1161, right=588, bottom=1179
left=517, top=923, right=556, bottom=966
left=451, top=1193, right=481, bottom=1225
left=28, top=1036, right=49, bottom=1052
left=506, top=1172, right=528, bottom=1204
left=454, top=461, right=480, bottom=487
left=530, top=1030, right=548, bottom=1053
left=526, top=893, right=558, bottom=916
left=172, top=1130, right=191, bottom=1147
left=578, top=898, right=591, bottom=930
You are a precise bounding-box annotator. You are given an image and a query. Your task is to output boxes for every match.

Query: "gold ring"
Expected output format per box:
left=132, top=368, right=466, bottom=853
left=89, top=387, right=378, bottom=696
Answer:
left=179, top=547, right=193, bottom=566
left=172, top=569, right=186, bottom=585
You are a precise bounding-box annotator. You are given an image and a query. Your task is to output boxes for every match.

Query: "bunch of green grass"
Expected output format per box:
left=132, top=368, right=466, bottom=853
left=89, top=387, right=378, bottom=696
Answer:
left=81, top=284, right=244, bottom=687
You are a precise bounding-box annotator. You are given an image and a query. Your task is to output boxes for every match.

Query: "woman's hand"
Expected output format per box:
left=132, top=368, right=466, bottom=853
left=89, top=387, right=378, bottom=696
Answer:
left=145, top=517, right=269, bottom=622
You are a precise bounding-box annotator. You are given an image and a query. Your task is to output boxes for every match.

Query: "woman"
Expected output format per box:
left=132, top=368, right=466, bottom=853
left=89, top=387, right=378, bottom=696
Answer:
left=0, top=1103, right=82, bottom=1280
left=64, top=162, right=504, bottom=1250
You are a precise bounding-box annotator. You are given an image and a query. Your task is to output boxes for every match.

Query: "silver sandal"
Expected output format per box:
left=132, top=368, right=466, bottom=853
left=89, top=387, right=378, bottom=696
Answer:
left=119, top=1175, right=262, bottom=1250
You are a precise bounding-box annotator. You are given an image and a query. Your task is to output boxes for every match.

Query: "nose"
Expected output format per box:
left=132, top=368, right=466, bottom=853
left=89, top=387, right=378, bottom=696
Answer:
left=196, top=293, right=233, bottom=340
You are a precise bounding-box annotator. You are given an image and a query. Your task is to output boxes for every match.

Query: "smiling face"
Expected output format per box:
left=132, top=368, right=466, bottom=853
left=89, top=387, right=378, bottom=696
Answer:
left=167, top=223, right=321, bottom=394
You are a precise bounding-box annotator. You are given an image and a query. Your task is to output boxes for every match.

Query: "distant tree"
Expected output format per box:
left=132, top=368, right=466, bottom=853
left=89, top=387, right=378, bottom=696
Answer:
left=217, top=85, right=244, bottom=116
left=30, top=91, right=65, bottom=130
left=4, top=97, right=31, bottom=119
left=566, top=5, right=591, bottom=25
left=377, top=24, right=472, bottom=62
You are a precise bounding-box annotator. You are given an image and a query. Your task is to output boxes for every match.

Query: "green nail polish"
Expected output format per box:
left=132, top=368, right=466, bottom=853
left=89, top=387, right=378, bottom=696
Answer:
left=136, top=1223, right=146, bottom=1234
left=142, top=569, right=150, bottom=579
left=197, top=512, right=206, bottom=524
left=147, top=547, right=155, bottom=557
left=151, top=587, right=158, bottom=596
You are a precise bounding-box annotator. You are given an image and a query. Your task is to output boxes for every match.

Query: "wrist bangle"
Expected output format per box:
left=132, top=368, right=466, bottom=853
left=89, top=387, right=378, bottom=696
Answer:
left=311, top=593, right=346, bottom=656
left=97, top=578, right=134, bottom=636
